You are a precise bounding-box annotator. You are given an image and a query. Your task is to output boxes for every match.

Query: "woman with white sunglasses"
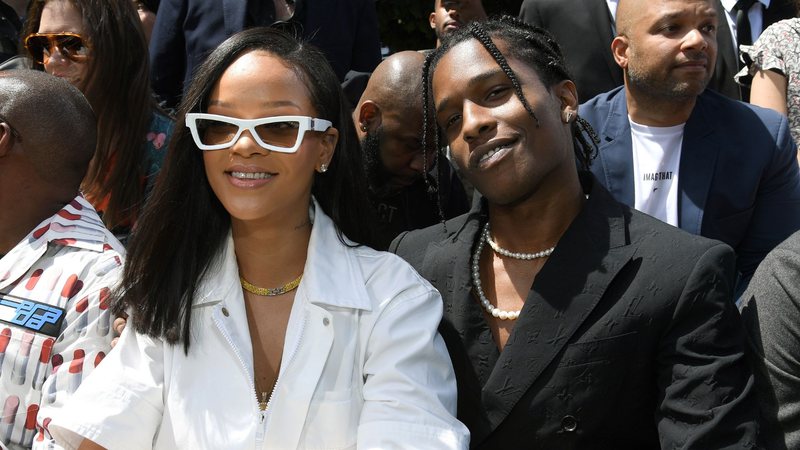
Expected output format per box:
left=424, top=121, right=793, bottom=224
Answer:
left=47, top=27, right=468, bottom=450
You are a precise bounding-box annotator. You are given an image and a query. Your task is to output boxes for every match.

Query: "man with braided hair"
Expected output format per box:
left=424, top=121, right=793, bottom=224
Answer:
left=581, top=0, right=800, bottom=295
left=0, top=71, right=124, bottom=449
left=391, top=15, right=758, bottom=449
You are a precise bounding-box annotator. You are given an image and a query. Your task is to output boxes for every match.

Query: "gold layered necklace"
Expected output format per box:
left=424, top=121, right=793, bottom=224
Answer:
left=240, top=273, right=303, bottom=296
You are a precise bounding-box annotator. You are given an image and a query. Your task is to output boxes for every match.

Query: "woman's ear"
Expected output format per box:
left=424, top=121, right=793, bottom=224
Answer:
left=317, top=127, right=338, bottom=172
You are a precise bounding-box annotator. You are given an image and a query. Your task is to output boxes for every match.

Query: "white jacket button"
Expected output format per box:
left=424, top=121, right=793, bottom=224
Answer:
left=221, top=307, right=229, bottom=317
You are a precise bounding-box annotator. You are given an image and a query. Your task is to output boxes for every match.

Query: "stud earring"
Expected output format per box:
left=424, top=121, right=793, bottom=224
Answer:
left=360, top=123, right=368, bottom=132
left=318, top=163, right=328, bottom=173
left=563, top=111, right=574, bottom=123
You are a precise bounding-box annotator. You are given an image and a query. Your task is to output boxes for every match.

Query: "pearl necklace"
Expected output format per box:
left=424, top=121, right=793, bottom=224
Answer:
left=486, top=223, right=555, bottom=260
left=472, top=223, right=555, bottom=320
left=240, top=273, right=302, bottom=296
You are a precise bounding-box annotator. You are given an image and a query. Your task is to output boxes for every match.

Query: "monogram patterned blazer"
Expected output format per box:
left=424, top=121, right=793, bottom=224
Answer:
left=391, top=175, right=759, bottom=449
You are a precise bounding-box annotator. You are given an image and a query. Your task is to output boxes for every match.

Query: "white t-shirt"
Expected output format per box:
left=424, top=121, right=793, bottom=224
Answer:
left=630, top=118, right=685, bottom=227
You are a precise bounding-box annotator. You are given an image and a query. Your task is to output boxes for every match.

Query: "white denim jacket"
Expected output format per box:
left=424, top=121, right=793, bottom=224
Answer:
left=49, top=201, right=469, bottom=449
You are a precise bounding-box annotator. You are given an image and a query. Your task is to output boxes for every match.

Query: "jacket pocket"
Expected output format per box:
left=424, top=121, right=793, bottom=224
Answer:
left=301, top=389, right=359, bottom=450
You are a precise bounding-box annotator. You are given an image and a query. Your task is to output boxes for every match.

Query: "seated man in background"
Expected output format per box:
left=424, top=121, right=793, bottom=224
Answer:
left=429, top=0, right=487, bottom=47
left=354, top=51, right=469, bottom=249
left=0, top=71, right=124, bottom=449
left=580, top=0, right=800, bottom=292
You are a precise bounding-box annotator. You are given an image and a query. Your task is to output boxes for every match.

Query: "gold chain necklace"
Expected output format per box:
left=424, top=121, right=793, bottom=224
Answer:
left=240, top=273, right=302, bottom=296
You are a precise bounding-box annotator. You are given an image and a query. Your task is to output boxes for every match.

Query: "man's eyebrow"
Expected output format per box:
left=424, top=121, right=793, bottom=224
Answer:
left=435, top=67, right=505, bottom=112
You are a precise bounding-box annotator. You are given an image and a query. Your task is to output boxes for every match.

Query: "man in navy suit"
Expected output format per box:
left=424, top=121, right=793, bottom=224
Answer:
left=150, top=0, right=382, bottom=109
left=520, top=0, right=796, bottom=102
left=579, top=0, right=800, bottom=290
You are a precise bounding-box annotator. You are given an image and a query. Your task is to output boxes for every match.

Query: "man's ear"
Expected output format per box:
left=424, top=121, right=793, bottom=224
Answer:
left=357, top=100, right=382, bottom=133
left=556, top=80, right=579, bottom=110
left=429, top=12, right=437, bottom=31
left=611, top=36, right=629, bottom=69
left=0, top=123, right=16, bottom=157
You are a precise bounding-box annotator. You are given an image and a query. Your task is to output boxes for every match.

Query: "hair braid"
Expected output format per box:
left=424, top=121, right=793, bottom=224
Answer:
left=573, top=115, right=600, bottom=171
left=421, top=50, right=436, bottom=196
left=470, top=23, right=540, bottom=127
left=420, top=50, right=448, bottom=229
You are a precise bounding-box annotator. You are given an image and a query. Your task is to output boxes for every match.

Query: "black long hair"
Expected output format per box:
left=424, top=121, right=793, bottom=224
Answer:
left=115, top=27, right=374, bottom=352
left=421, top=16, right=599, bottom=177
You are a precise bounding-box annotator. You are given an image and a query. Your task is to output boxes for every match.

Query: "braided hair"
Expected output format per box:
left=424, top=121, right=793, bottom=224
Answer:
left=422, top=15, right=599, bottom=180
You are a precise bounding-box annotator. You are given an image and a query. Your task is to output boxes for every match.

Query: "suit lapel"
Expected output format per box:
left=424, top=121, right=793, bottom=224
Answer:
left=597, top=91, right=636, bottom=207
left=589, top=0, right=623, bottom=86
left=421, top=213, right=501, bottom=388
left=480, top=182, right=636, bottom=434
left=711, top=0, right=742, bottom=99
left=678, top=94, right=720, bottom=236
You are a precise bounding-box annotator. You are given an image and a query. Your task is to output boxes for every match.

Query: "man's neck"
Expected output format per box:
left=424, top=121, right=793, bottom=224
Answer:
left=0, top=200, right=66, bottom=253
left=625, top=85, right=697, bottom=127
left=488, top=174, right=586, bottom=252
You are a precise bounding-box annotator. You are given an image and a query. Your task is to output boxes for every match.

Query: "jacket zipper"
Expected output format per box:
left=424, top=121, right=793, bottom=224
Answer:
left=211, top=309, right=266, bottom=440
left=264, top=310, right=308, bottom=413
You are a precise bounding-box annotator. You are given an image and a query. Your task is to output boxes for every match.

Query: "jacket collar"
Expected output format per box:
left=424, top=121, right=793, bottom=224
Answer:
left=302, top=198, right=372, bottom=311
left=595, top=87, right=636, bottom=207
left=197, top=198, right=372, bottom=312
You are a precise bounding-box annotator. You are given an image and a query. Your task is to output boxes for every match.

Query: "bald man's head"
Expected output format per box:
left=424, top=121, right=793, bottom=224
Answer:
left=615, top=0, right=641, bottom=37
left=611, top=0, right=718, bottom=116
left=355, top=51, right=435, bottom=194
left=0, top=70, right=96, bottom=190
left=358, top=51, right=427, bottom=120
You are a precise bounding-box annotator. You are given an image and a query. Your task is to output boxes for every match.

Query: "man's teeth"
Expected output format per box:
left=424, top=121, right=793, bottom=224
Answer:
left=230, top=171, right=272, bottom=180
left=479, top=145, right=510, bottom=163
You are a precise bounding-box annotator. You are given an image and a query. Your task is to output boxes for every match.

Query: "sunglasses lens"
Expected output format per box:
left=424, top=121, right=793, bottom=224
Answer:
left=24, top=36, right=48, bottom=63
left=58, top=35, right=87, bottom=59
left=255, top=120, right=301, bottom=149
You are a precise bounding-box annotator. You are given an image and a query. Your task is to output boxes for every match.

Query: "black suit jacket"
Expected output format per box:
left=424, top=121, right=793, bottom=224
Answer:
left=149, top=0, right=381, bottom=108
left=711, top=0, right=798, bottom=100
left=519, top=0, right=622, bottom=103
left=391, top=176, right=758, bottom=449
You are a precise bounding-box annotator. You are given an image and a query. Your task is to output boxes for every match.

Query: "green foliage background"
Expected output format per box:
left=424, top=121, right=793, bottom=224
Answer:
left=376, top=0, right=523, bottom=53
